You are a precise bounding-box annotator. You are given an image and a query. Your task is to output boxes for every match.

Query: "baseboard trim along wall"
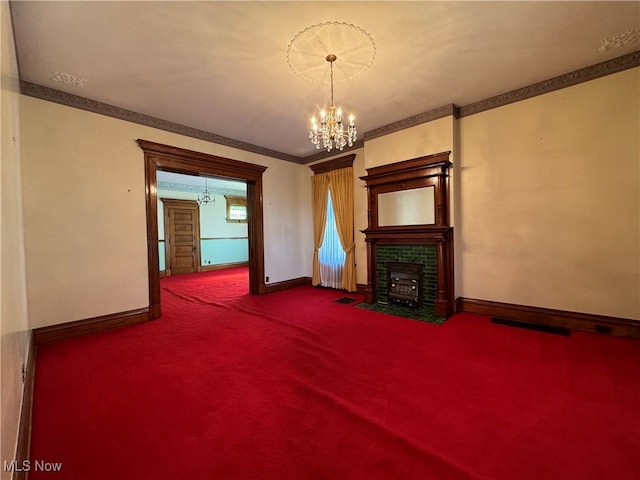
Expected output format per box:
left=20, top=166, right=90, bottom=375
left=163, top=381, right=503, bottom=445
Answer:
left=263, top=277, right=312, bottom=294
left=456, top=297, right=640, bottom=340
left=33, top=307, right=151, bottom=346
left=14, top=333, right=35, bottom=480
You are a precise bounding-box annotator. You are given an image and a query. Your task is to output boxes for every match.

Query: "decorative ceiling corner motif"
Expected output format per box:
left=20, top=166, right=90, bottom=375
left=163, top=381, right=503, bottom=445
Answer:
left=50, top=71, right=87, bottom=87
left=598, top=29, right=639, bottom=52
left=287, top=21, right=376, bottom=84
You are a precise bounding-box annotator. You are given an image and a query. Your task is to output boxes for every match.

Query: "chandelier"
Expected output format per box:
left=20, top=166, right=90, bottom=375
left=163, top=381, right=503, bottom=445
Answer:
left=197, top=178, right=215, bottom=206
left=309, top=54, right=357, bottom=152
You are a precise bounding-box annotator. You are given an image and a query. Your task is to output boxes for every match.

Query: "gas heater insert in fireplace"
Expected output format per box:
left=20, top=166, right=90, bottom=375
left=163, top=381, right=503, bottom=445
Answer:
left=387, top=262, right=423, bottom=309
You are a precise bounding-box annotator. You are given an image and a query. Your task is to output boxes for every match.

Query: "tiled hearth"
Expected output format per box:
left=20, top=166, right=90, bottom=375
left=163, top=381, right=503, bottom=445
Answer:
left=377, top=246, right=437, bottom=312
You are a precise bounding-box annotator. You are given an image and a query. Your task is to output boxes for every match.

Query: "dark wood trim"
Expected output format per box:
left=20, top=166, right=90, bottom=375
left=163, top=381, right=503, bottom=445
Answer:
left=33, top=308, right=150, bottom=345
left=263, top=277, right=312, bottom=294
left=201, top=261, right=249, bottom=272
left=161, top=198, right=202, bottom=276
left=356, top=283, right=367, bottom=295
left=302, top=139, right=364, bottom=164
left=360, top=151, right=452, bottom=185
left=309, top=154, right=356, bottom=175
left=360, top=152, right=454, bottom=317
left=159, top=270, right=166, bottom=279
left=457, top=298, right=640, bottom=340
left=14, top=333, right=35, bottom=480
left=137, top=139, right=268, bottom=318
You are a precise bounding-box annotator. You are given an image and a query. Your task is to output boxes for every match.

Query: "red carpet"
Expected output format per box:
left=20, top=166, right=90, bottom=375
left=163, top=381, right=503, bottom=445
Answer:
left=30, top=268, right=640, bottom=479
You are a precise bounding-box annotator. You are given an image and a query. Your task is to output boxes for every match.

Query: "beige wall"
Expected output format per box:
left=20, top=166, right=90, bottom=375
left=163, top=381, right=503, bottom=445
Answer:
left=353, top=71, right=638, bottom=320
left=19, top=97, right=313, bottom=328
left=359, top=116, right=457, bottom=288
left=458, top=68, right=639, bottom=319
left=12, top=40, right=640, bottom=338
left=363, top=116, right=455, bottom=169
left=1, top=0, right=31, bottom=474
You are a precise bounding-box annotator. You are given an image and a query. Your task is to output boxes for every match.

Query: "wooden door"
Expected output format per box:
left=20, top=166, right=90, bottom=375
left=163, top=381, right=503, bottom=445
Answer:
left=162, top=199, right=201, bottom=276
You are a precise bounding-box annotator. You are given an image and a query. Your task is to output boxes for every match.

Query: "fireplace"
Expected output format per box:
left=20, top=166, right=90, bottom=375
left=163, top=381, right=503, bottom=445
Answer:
left=387, top=262, right=423, bottom=308
left=360, top=151, right=454, bottom=318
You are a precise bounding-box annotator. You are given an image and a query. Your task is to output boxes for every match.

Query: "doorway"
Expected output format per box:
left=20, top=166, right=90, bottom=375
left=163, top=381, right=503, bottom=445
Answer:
left=161, top=199, right=201, bottom=276
left=138, top=139, right=268, bottom=319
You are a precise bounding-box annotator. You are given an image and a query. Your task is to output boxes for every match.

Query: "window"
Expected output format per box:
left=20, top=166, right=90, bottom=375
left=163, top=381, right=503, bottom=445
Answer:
left=318, top=190, right=346, bottom=289
left=224, top=195, right=247, bottom=223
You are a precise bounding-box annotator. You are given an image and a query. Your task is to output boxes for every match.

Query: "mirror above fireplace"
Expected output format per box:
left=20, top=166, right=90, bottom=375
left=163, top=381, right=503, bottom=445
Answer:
left=378, top=186, right=435, bottom=227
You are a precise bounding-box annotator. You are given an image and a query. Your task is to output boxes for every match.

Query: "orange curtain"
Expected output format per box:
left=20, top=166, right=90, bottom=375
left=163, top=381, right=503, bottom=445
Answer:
left=327, top=167, right=356, bottom=292
left=311, top=173, right=329, bottom=286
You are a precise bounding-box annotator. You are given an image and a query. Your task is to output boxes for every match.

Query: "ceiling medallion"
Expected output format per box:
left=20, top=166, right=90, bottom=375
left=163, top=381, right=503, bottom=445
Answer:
left=286, top=21, right=376, bottom=84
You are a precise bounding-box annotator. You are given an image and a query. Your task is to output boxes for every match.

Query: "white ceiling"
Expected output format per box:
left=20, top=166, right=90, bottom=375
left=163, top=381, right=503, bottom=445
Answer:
left=11, top=1, right=640, bottom=161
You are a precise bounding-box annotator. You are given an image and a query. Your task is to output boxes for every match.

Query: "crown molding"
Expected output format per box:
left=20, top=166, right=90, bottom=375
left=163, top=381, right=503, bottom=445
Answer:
left=459, top=50, right=640, bottom=117
left=156, top=181, right=245, bottom=197
left=19, top=81, right=301, bottom=164
left=364, top=104, right=459, bottom=141
left=20, top=51, right=639, bottom=165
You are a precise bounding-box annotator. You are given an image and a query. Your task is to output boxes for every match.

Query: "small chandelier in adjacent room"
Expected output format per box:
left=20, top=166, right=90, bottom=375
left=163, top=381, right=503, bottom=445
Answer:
left=309, top=54, right=357, bottom=152
left=197, top=178, right=215, bottom=206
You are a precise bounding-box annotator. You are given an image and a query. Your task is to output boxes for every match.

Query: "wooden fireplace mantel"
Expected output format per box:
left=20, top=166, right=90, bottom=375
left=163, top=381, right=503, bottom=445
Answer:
left=360, top=151, right=454, bottom=317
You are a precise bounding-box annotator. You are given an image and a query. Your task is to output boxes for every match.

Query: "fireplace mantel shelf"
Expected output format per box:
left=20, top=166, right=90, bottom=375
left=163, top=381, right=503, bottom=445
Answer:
left=360, top=151, right=454, bottom=318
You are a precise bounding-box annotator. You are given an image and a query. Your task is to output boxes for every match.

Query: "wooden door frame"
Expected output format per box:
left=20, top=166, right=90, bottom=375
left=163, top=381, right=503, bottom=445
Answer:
left=137, top=139, right=268, bottom=319
left=161, top=198, right=202, bottom=277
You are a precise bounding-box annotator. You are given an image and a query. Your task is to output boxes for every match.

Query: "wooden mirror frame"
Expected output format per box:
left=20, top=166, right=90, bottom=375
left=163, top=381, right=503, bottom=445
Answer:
left=138, top=139, right=267, bottom=319
left=360, top=151, right=454, bottom=317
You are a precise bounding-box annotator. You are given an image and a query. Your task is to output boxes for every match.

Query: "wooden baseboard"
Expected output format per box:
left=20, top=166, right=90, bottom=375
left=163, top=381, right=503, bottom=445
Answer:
left=14, top=332, right=35, bottom=480
left=33, top=307, right=151, bottom=345
left=356, top=283, right=367, bottom=295
left=263, top=276, right=312, bottom=294
left=456, top=297, right=640, bottom=340
left=200, top=261, right=248, bottom=272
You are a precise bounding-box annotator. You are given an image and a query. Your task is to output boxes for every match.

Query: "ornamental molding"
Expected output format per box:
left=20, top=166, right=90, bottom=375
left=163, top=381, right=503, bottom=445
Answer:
left=287, top=21, right=376, bottom=84
left=157, top=181, right=245, bottom=197
left=363, top=105, right=458, bottom=142
left=599, top=30, right=639, bottom=53
left=458, top=51, right=640, bottom=117
left=21, top=51, right=639, bottom=165
left=19, top=81, right=302, bottom=164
